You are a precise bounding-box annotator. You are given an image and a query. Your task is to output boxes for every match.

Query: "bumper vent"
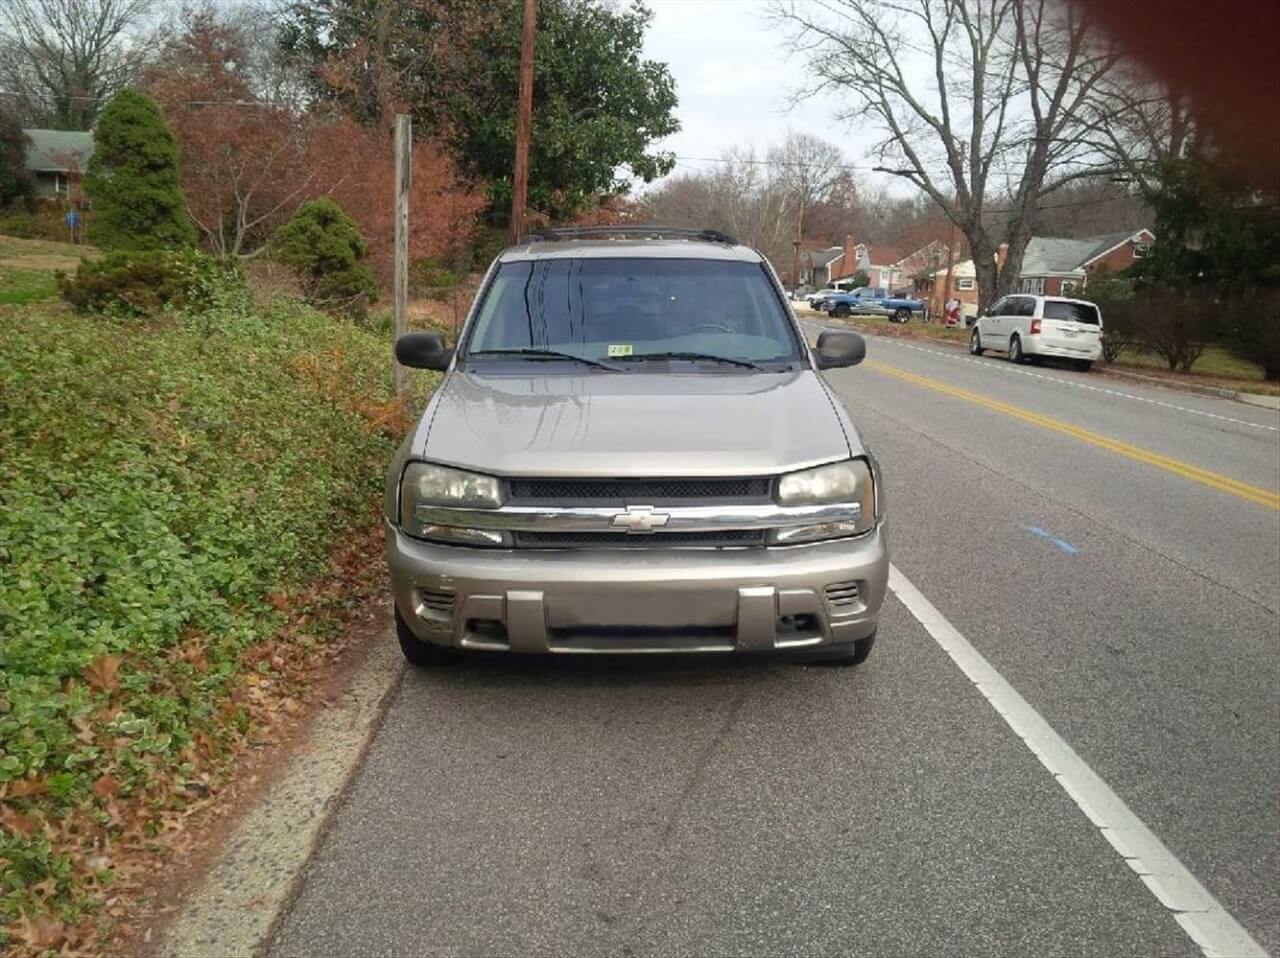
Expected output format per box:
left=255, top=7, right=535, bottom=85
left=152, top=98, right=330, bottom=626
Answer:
left=418, top=589, right=455, bottom=620
left=507, top=477, right=771, bottom=504
left=824, top=580, right=861, bottom=609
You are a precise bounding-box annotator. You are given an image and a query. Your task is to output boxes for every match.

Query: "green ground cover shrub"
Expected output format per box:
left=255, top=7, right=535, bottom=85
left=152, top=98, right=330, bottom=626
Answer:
left=57, top=249, right=244, bottom=317
left=0, top=292, right=430, bottom=942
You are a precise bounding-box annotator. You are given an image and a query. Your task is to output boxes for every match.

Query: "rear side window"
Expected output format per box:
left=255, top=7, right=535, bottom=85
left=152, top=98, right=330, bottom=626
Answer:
left=1044, top=300, right=1100, bottom=324
left=1014, top=297, right=1037, bottom=316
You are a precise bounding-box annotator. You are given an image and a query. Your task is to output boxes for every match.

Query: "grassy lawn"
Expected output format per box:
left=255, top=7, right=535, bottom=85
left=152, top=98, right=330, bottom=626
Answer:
left=0, top=289, right=435, bottom=951
left=1110, top=345, right=1266, bottom=381
left=0, top=267, right=58, bottom=305
left=0, top=235, right=96, bottom=274
left=1, top=235, right=99, bottom=306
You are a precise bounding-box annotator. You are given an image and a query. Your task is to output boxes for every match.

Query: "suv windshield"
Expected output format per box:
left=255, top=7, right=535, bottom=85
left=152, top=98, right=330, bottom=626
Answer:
left=1043, top=300, right=1100, bottom=324
left=462, top=258, right=801, bottom=369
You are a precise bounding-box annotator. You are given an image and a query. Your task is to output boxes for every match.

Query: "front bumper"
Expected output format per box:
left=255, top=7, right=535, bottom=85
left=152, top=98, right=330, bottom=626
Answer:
left=386, top=522, right=888, bottom=654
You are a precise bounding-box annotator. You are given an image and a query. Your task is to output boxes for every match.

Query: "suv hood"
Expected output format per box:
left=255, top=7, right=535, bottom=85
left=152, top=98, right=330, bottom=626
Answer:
left=417, top=369, right=854, bottom=477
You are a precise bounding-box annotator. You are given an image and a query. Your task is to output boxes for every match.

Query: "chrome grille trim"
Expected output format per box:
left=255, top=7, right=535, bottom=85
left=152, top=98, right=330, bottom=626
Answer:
left=413, top=501, right=862, bottom=534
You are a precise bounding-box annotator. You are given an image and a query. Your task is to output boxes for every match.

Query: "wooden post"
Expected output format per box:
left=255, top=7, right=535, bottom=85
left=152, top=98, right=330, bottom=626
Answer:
left=394, top=113, right=411, bottom=394
left=508, top=0, right=537, bottom=245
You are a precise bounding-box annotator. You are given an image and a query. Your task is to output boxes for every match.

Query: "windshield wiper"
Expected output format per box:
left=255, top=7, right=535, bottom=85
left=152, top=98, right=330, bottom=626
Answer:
left=618, top=351, right=767, bottom=371
left=467, top=348, right=619, bottom=370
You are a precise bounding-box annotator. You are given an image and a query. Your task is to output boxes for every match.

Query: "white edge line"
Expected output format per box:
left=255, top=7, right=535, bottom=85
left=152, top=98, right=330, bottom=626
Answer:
left=886, top=563, right=1269, bottom=958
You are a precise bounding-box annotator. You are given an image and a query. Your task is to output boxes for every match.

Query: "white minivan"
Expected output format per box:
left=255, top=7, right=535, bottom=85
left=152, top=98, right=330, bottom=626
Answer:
left=969, top=294, right=1104, bottom=370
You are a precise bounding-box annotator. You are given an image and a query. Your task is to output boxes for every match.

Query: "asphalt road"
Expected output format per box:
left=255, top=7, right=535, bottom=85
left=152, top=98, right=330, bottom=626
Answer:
left=270, top=328, right=1280, bottom=957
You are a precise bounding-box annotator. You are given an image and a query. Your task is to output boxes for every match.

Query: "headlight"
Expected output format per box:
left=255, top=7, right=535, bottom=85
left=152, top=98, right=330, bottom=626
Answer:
left=771, top=459, right=876, bottom=544
left=399, top=462, right=509, bottom=546
left=403, top=462, right=503, bottom=509
left=777, top=459, right=867, bottom=505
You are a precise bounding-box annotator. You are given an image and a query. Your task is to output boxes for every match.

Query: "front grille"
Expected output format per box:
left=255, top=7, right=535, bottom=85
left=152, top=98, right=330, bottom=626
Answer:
left=506, top=477, right=771, bottom=505
left=825, top=580, right=861, bottom=608
left=514, top=529, right=766, bottom=549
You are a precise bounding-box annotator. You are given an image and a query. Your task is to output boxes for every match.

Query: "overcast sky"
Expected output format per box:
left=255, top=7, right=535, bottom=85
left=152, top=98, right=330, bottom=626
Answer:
left=641, top=0, right=889, bottom=189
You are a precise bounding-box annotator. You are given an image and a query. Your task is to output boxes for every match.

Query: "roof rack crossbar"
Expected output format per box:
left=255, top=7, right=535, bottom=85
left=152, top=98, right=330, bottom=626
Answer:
left=522, top=225, right=739, bottom=245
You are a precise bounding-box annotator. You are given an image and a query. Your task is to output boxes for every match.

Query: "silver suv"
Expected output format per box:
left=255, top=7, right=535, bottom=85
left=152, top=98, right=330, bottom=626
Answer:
left=384, top=227, right=888, bottom=665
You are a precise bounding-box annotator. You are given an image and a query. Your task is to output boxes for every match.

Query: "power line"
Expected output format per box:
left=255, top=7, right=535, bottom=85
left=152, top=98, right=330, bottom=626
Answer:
left=666, top=153, right=1143, bottom=214
left=0, top=89, right=288, bottom=108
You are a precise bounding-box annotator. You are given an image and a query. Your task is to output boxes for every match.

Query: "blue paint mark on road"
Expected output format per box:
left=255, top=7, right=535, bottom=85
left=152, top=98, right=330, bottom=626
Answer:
left=1026, top=526, right=1079, bottom=555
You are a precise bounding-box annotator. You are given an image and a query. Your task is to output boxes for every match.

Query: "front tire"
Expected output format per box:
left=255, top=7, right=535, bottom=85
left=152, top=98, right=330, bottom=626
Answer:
left=970, top=329, right=984, bottom=355
left=1075, top=359, right=1093, bottom=372
left=395, top=606, right=457, bottom=667
left=833, top=303, right=851, bottom=318
left=1008, top=335, right=1026, bottom=364
left=894, top=307, right=911, bottom=323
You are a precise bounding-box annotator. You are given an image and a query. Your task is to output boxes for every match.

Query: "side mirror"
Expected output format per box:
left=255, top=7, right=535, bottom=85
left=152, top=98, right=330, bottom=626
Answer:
left=395, top=332, right=452, bottom=371
left=813, top=329, right=866, bottom=369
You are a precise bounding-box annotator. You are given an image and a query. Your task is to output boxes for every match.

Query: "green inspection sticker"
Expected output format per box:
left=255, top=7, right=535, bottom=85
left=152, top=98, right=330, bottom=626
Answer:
left=607, top=344, right=634, bottom=357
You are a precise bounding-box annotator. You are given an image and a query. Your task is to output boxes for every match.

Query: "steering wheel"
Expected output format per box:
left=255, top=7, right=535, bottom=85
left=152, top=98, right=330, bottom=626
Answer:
left=684, top=322, right=735, bottom=335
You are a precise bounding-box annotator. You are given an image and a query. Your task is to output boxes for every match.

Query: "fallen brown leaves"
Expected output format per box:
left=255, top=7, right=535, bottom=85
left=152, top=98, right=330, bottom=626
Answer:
left=81, top=655, right=121, bottom=694
left=2, top=510, right=391, bottom=958
left=289, top=348, right=412, bottom=438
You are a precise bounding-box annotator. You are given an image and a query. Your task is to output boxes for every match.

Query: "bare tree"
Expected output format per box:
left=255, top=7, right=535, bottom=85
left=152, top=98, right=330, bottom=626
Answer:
left=709, top=147, right=795, bottom=265
left=768, top=131, right=846, bottom=283
left=0, top=0, right=153, bottom=129
left=638, top=148, right=795, bottom=268
left=1080, top=67, right=1197, bottom=194
left=774, top=0, right=1121, bottom=307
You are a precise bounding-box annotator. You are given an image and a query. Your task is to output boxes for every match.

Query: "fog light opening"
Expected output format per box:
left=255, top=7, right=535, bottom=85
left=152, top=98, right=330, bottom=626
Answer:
left=465, top=618, right=509, bottom=643
left=777, top=613, right=821, bottom=638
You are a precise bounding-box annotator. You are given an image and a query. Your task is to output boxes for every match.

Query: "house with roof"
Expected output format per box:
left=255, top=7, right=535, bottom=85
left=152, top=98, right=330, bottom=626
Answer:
left=912, top=228, right=1153, bottom=318
left=796, top=245, right=846, bottom=290
left=22, top=129, right=95, bottom=198
left=1017, top=230, right=1154, bottom=296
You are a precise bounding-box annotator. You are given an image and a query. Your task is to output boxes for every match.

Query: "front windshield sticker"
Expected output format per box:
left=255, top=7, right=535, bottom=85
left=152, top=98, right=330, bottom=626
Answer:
left=607, top=344, right=634, bottom=357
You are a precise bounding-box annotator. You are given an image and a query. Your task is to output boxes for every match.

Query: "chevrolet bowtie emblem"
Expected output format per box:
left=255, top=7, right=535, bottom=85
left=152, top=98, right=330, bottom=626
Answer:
left=610, top=505, right=671, bottom=534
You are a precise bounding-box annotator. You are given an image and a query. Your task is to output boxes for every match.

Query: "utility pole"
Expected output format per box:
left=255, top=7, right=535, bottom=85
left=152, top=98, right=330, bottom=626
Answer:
left=940, top=218, right=959, bottom=323
left=791, top=200, right=803, bottom=293
left=508, top=0, right=537, bottom=245
left=394, top=113, right=412, bottom=394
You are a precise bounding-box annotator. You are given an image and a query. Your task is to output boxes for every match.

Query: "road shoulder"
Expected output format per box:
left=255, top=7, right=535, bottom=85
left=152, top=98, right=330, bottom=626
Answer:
left=153, top=628, right=403, bottom=958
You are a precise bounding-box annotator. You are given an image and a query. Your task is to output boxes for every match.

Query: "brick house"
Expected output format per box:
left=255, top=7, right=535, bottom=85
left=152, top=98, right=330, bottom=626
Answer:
left=913, top=228, right=1153, bottom=317
left=925, top=258, right=982, bottom=320
left=1017, top=230, right=1155, bottom=296
left=829, top=238, right=908, bottom=291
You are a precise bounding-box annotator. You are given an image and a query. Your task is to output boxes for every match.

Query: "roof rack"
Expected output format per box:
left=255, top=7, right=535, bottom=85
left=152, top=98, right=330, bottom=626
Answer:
left=522, top=225, right=739, bottom=245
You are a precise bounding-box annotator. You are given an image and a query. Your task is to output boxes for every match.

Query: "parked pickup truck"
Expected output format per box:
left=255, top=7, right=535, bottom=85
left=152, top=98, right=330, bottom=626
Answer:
left=825, top=287, right=925, bottom=323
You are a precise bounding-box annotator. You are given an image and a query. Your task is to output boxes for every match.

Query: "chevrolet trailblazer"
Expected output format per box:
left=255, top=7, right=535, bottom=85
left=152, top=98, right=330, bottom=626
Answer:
left=384, top=227, right=888, bottom=665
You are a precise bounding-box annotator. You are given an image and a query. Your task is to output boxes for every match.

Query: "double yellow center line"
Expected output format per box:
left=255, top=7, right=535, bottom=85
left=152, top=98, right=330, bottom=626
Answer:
left=864, top=360, right=1280, bottom=511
